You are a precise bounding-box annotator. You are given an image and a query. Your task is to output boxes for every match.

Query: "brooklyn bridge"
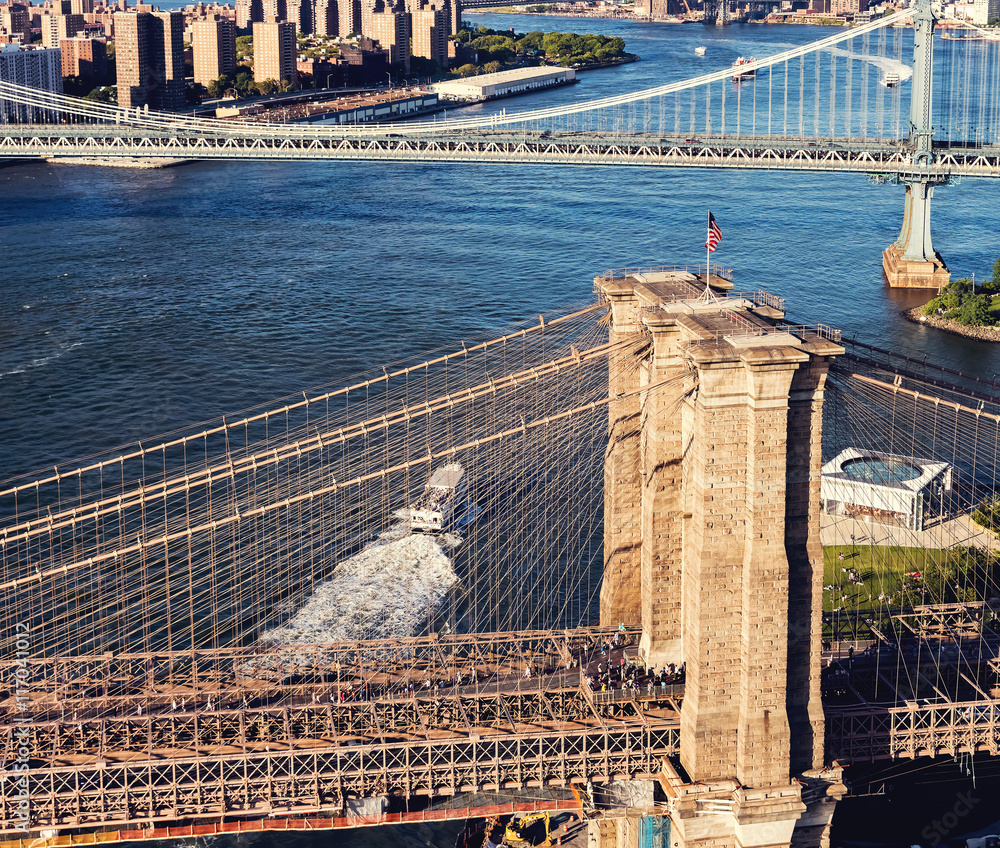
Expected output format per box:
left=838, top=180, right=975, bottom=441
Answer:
left=5, top=0, right=1000, bottom=845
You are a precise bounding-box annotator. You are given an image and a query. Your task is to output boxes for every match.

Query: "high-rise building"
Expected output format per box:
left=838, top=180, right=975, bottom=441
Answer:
left=972, top=0, right=1000, bottom=24
left=359, top=0, right=377, bottom=37
left=70, top=0, right=95, bottom=15
left=287, top=0, right=312, bottom=32
left=260, top=0, right=286, bottom=22
left=41, top=12, right=85, bottom=47
left=114, top=10, right=184, bottom=110
left=60, top=34, right=107, bottom=77
left=312, top=0, right=336, bottom=34
left=236, top=0, right=263, bottom=27
left=252, top=18, right=295, bottom=86
left=192, top=15, right=235, bottom=85
left=0, top=42, right=63, bottom=121
left=336, top=0, right=358, bottom=35
left=0, top=3, right=31, bottom=43
left=410, top=2, right=446, bottom=68
left=151, top=11, right=184, bottom=106
left=370, top=7, right=407, bottom=70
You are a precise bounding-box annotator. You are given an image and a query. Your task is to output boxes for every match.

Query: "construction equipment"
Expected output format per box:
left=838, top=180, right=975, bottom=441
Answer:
left=504, top=812, right=551, bottom=847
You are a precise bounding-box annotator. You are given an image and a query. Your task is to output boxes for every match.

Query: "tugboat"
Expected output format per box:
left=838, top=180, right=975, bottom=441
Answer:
left=731, top=56, right=757, bottom=81
left=882, top=71, right=900, bottom=87
left=695, top=45, right=706, bottom=55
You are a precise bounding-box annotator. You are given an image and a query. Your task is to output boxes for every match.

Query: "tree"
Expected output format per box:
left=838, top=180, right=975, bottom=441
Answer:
left=941, top=277, right=972, bottom=310
left=83, top=86, right=112, bottom=103
left=235, top=71, right=255, bottom=95
left=186, top=81, right=206, bottom=104
left=408, top=56, right=439, bottom=77
left=982, top=256, right=1000, bottom=294
left=953, top=293, right=993, bottom=326
left=256, top=78, right=278, bottom=95
left=236, top=34, right=253, bottom=61
left=455, top=63, right=476, bottom=77
left=483, top=60, right=501, bottom=74
left=922, top=278, right=974, bottom=318
left=516, top=30, right=544, bottom=52
left=207, top=73, right=232, bottom=99
left=972, top=494, right=1000, bottom=531
left=62, top=74, right=88, bottom=96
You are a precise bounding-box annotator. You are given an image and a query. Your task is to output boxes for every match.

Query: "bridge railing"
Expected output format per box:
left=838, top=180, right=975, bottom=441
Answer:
left=777, top=323, right=843, bottom=342
left=595, top=264, right=734, bottom=283
left=589, top=683, right=684, bottom=705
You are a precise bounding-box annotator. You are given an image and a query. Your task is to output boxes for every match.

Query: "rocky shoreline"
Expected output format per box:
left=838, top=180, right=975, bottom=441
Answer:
left=902, top=306, right=1000, bottom=343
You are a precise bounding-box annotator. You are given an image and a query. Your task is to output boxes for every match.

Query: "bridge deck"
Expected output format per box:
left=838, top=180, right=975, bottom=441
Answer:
left=3, top=129, right=998, bottom=177
left=1, top=628, right=681, bottom=837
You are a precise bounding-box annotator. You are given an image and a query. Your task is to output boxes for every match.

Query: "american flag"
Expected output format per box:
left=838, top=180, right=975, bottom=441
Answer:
left=705, top=211, right=722, bottom=252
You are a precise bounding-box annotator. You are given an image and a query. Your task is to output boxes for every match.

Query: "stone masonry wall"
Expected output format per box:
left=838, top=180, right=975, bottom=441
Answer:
left=600, top=289, right=644, bottom=626
left=735, top=355, right=805, bottom=789
left=785, top=353, right=835, bottom=773
left=638, top=315, right=687, bottom=666
left=680, top=356, right=749, bottom=782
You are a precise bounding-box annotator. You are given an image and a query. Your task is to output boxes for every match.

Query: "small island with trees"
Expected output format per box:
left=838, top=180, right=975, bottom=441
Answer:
left=448, top=24, right=636, bottom=78
left=906, top=258, right=1000, bottom=342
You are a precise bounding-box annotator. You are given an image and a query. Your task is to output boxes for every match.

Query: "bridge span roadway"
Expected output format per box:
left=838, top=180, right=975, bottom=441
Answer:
left=0, top=627, right=679, bottom=840
left=3, top=128, right=1000, bottom=177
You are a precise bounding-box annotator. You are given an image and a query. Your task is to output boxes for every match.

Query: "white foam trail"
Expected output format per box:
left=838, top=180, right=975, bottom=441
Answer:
left=828, top=46, right=913, bottom=83
left=261, top=532, right=459, bottom=645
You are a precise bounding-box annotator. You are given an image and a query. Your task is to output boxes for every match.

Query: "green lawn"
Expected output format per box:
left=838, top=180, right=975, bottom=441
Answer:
left=821, top=545, right=954, bottom=640
left=989, top=295, right=1000, bottom=324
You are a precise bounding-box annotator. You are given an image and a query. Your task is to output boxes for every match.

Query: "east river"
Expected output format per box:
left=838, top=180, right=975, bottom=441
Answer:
left=3, top=13, right=1000, bottom=847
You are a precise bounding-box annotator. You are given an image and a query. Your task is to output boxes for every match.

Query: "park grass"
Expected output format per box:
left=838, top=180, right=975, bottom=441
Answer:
left=822, top=545, right=951, bottom=613
left=821, top=545, right=954, bottom=640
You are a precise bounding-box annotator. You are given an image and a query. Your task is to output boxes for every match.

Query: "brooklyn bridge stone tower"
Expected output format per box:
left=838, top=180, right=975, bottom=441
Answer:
left=596, top=268, right=845, bottom=848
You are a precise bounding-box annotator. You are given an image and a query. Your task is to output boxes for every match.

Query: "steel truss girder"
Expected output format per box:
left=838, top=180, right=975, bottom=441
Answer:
left=5, top=690, right=599, bottom=763
left=1, top=628, right=620, bottom=722
left=2, top=723, right=680, bottom=833
left=1, top=132, right=998, bottom=178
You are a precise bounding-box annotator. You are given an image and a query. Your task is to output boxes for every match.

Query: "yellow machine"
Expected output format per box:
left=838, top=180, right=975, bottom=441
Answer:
left=504, top=812, right=551, bottom=847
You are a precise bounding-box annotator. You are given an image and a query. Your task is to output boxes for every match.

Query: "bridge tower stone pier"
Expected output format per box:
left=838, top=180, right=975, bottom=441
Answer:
left=596, top=269, right=846, bottom=848
left=882, top=0, right=951, bottom=289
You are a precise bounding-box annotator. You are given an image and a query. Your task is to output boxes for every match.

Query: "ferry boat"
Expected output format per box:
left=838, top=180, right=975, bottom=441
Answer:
left=409, top=463, right=468, bottom=533
left=882, top=71, right=900, bottom=87
left=695, top=45, right=706, bottom=55
left=731, top=56, right=757, bottom=81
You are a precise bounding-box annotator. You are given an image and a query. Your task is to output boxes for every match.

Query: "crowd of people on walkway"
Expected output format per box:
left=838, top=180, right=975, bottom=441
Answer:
left=584, top=659, right=685, bottom=698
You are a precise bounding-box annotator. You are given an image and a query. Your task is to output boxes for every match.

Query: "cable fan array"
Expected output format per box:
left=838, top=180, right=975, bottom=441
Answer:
left=822, top=340, right=1000, bottom=705
left=0, top=302, right=633, bottom=665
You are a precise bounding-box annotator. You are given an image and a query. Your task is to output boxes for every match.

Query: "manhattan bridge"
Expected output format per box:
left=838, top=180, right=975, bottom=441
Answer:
left=5, top=2, right=1000, bottom=846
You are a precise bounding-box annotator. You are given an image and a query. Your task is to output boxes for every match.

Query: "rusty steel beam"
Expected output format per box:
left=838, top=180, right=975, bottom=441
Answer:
left=2, top=722, right=679, bottom=835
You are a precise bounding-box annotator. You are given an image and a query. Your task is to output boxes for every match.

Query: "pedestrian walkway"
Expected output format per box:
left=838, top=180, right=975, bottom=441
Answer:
left=820, top=511, right=999, bottom=552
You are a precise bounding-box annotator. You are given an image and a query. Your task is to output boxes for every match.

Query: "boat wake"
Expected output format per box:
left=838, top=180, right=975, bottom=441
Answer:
left=827, top=47, right=912, bottom=84
left=261, top=532, right=460, bottom=646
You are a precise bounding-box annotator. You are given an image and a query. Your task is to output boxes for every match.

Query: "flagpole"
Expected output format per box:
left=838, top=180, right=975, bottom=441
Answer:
left=699, top=211, right=718, bottom=304
left=706, top=209, right=710, bottom=290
